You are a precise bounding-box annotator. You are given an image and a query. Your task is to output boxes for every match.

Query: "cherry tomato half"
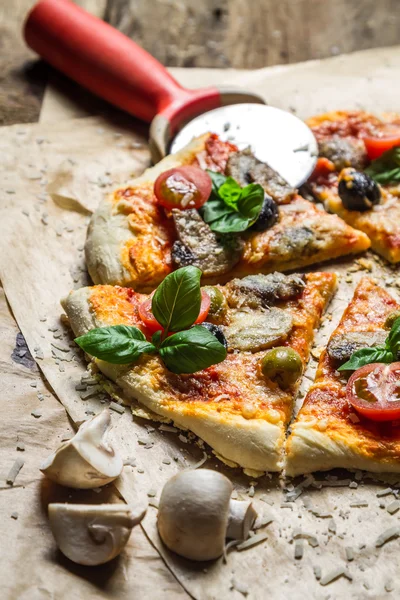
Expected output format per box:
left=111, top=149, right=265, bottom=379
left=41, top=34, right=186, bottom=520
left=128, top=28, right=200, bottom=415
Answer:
left=154, top=166, right=212, bottom=210
left=138, top=290, right=211, bottom=335
left=346, top=362, right=400, bottom=422
left=363, top=124, right=400, bottom=160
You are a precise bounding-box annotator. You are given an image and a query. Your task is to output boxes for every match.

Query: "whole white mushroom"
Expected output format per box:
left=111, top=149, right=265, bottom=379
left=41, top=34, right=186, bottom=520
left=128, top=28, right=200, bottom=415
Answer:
left=49, top=503, right=147, bottom=565
left=157, top=469, right=257, bottom=561
left=40, top=409, right=123, bottom=489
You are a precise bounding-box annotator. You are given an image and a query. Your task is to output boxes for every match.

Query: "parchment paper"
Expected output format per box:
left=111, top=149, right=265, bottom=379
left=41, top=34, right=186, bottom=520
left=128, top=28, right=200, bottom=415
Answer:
left=3, top=46, right=400, bottom=600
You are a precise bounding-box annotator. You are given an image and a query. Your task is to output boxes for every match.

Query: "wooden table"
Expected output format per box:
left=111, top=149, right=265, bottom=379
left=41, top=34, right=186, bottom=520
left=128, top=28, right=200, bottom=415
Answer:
left=2, top=0, right=400, bottom=126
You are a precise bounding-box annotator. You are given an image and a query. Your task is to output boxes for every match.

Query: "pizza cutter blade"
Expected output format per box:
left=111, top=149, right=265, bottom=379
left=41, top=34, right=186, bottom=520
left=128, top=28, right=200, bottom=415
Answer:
left=24, top=0, right=317, bottom=187
left=170, top=104, right=317, bottom=187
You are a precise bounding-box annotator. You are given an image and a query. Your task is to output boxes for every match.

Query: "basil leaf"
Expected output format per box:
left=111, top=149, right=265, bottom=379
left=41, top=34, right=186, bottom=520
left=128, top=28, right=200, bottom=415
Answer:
left=151, top=330, right=162, bottom=348
left=200, top=197, right=234, bottom=224
left=75, top=325, right=155, bottom=364
left=208, top=211, right=252, bottom=233
left=386, top=316, right=400, bottom=355
left=338, top=346, right=393, bottom=372
left=218, top=177, right=242, bottom=209
left=207, top=170, right=227, bottom=194
left=159, top=325, right=227, bottom=374
left=365, top=146, right=400, bottom=183
left=237, top=183, right=265, bottom=220
left=151, top=266, right=202, bottom=333
left=203, top=172, right=264, bottom=233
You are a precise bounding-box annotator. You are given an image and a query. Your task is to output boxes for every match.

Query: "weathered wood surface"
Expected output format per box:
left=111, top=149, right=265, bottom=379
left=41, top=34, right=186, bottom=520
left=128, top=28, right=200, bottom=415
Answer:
left=1, top=0, right=400, bottom=121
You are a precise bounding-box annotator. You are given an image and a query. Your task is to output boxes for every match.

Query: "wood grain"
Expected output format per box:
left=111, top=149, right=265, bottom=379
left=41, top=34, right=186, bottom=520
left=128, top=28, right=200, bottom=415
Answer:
left=1, top=0, right=400, bottom=125
left=105, top=0, right=400, bottom=68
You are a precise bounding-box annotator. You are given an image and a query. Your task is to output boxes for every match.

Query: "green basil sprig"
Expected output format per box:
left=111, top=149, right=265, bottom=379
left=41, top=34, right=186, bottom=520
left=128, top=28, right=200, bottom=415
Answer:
left=365, top=146, right=400, bottom=184
left=75, top=325, right=156, bottom=364
left=75, top=266, right=227, bottom=374
left=151, top=265, right=201, bottom=332
left=338, top=317, right=400, bottom=371
left=159, top=326, right=227, bottom=374
left=200, top=171, right=264, bottom=233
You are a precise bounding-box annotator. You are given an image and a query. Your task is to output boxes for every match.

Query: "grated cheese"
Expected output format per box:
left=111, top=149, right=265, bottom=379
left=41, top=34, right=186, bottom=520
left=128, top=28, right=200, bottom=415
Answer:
left=376, top=526, right=400, bottom=548
left=6, top=458, right=24, bottom=485
left=236, top=533, right=268, bottom=551
left=320, top=567, right=352, bottom=586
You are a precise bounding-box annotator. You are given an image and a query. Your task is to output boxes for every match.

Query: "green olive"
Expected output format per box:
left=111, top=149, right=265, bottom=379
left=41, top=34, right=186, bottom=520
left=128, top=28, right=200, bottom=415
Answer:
left=261, top=347, right=303, bottom=390
left=202, top=286, right=227, bottom=318
left=384, top=310, right=400, bottom=330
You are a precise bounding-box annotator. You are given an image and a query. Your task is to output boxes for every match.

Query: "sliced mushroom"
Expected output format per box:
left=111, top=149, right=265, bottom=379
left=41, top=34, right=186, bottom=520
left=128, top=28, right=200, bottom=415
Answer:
left=157, top=469, right=257, bottom=561
left=226, top=148, right=295, bottom=204
left=40, top=409, right=123, bottom=489
left=225, top=272, right=306, bottom=309
left=223, top=308, right=293, bottom=352
left=49, top=503, right=147, bottom=565
left=171, top=208, right=243, bottom=276
left=327, top=330, right=388, bottom=364
left=269, top=226, right=315, bottom=260
left=318, top=136, right=367, bottom=171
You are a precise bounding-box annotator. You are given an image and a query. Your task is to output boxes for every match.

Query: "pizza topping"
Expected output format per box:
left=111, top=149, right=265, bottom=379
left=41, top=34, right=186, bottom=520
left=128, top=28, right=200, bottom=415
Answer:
left=157, top=469, right=257, bottom=561
left=222, top=308, right=293, bottom=352
left=48, top=503, right=146, bottom=566
left=338, top=168, right=381, bottom=211
left=308, top=157, right=335, bottom=182
left=201, top=171, right=266, bottom=233
left=363, top=124, right=400, bottom=161
left=197, top=322, right=228, bottom=349
left=327, top=330, right=388, bottom=364
left=226, top=272, right=306, bottom=310
left=346, top=362, right=400, bottom=421
left=201, top=286, right=228, bottom=320
left=339, top=316, right=400, bottom=371
left=75, top=267, right=227, bottom=374
left=385, top=310, right=400, bottom=329
left=269, top=226, right=315, bottom=259
left=318, top=136, right=367, bottom=171
left=364, top=145, right=400, bottom=184
left=154, top=166, right=212, bottom=210
left=40, top=409, right=123, bottom=489
left=138, top=290, right=211, bottom=335
left=250, top=194, right=279, bottom=231
left=171, top=208, right=243, bottom=275
left=260, top=347, right=303, bottom=389
left=226, top=148, right=295, bottom=204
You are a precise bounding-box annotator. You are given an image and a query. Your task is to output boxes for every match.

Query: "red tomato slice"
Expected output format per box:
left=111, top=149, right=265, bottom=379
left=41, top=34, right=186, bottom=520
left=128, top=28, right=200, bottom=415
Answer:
left=154, top=166, right=212, bottom=210
left=138, top=291, right=211, bottom=334
left=363, top=125, right=400, bottom=160
left=346, top=362, right=400, bottom=422
left=309, top=157, right=335, bottom=181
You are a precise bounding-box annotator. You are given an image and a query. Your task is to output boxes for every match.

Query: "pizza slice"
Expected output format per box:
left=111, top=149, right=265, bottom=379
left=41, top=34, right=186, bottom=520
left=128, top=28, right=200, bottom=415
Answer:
left=85, top=132, right=369, bottom=291
left=286, top=277, right=400, bottom=476
left=63, top=270, right=336, bottom=474
left=306, top=110, right=400, bottom=263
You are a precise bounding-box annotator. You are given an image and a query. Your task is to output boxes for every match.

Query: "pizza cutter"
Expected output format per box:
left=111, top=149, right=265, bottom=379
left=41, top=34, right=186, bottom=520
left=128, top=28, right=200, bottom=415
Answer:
left=24, top=0, right=317, bottom=186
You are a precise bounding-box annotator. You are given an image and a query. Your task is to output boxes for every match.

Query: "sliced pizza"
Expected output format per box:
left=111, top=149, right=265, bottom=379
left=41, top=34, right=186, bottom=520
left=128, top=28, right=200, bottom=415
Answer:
left=63, top=270, right=336, bottom=473
left=286, top=277, right=400, bottom=476
left=306, top=110, right=400, bottom=263
left=85, top=132, right=369, bottom=291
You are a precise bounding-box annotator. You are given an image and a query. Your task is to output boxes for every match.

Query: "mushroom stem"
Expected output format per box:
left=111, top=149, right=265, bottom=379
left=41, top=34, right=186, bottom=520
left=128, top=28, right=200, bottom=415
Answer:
left=226, top=499, right=257, bottom=541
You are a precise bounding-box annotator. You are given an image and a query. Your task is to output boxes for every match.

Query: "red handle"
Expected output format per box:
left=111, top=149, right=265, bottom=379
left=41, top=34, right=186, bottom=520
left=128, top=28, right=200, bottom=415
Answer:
left=24, top=0, right=220, bottom=129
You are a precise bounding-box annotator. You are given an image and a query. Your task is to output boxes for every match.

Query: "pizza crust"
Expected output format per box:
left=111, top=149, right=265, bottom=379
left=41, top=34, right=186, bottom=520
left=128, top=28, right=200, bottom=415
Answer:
left=98, top=360, right=285, bottom=472
left=286, top=424, right=400, bottom=476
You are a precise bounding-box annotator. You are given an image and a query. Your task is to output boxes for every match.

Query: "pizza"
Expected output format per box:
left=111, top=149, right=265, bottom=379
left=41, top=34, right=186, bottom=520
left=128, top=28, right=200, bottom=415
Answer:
left=306, top=110, right=400, bottom=263
left=85, top=133, right=369, bottom=292
left=286, top=277, right=400, bottom=476
left=63, top=270, right=336, bottom=474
